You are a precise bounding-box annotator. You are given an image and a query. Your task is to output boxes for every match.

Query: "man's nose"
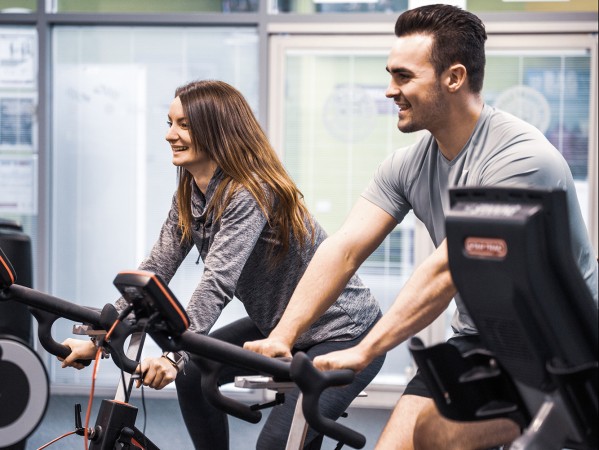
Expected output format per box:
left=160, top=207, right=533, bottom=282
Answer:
left=385, top=81, right=400, bottom=98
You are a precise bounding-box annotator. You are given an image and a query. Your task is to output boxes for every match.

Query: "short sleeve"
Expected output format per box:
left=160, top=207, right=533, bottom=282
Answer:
left=361, top=148, right=415, bottom=224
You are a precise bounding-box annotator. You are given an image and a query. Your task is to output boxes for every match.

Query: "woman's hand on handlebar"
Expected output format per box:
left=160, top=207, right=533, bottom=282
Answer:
left=135, top=356, right=178, bottom=390
left=243, top=337, right=292, bottom=359
left=59, top=338, right=96, bottom=369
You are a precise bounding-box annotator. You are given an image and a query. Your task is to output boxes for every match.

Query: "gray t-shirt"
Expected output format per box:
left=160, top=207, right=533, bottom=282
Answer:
left=117, top=168, right=381, bottom=348
left=362, top=104, right=598, bottom=335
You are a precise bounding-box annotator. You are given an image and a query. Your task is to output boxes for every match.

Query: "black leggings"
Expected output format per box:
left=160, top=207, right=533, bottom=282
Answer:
left=175, top=317, right=385, bottom=450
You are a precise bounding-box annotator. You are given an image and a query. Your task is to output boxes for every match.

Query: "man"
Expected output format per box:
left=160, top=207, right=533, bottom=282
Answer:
left=245, top=4, right=598, bottom=449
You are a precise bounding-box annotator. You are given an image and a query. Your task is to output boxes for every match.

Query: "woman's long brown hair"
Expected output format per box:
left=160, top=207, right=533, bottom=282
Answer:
left=174, top=80, right=314, bottom=258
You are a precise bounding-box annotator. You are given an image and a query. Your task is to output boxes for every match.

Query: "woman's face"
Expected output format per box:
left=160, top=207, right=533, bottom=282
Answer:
left=165, top=96, right=210, bottom=171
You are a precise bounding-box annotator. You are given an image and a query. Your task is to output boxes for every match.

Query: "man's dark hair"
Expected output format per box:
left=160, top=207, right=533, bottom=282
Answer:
left=395, top=4, right=487, bottom=93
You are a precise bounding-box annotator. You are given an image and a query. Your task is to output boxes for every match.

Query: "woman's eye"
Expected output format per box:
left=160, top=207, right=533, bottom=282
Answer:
left=166, top=121, right=173, bottom=127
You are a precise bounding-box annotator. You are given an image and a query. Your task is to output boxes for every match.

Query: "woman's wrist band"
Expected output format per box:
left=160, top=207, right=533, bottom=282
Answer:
left=161, top=351, right=187, bottom=373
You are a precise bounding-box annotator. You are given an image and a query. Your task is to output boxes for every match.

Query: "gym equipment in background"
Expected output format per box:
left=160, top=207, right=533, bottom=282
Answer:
left=410, top=187, right=597, bottom=450
left=0, top=219, right=33, bottom=346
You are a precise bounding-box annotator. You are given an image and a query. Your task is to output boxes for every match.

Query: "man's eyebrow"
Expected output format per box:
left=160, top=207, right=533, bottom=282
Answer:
left=387, top=66, right=412, bottom=75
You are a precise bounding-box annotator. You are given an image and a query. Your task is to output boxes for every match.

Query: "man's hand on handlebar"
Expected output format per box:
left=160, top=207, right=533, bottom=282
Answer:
left=59, top=338, right=96, bottom=369
left=134, top=356, right=178, bottom=390
left=313, top=346, right=370, bottom=373
left=243, top=337, right=292, bottom=359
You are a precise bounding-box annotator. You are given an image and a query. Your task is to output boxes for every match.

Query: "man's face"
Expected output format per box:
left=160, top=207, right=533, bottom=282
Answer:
left=385, top=34, right=446, bottom=134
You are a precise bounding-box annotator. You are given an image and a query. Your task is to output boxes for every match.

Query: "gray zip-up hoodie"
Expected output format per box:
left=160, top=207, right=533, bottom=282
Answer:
left=117, top=168, right=381, bottom=348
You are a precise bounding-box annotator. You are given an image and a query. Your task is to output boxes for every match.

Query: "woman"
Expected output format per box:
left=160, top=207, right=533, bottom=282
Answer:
left=61, top=80, right=385, bottom=450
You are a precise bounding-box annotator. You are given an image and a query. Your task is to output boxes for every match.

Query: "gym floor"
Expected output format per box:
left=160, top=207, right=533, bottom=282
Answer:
left=25, top=393, right=392, bottom=450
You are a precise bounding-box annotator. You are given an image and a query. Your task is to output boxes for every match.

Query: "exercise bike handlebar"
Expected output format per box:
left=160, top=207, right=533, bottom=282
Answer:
left=159, top=331, right=366, bottom=448
left=0, top=283, right=100, bottom=366
left=0, top=248, right=142, bottom=372
left=291, top=352, right=366, bottom=449
left=148, top=329, right=290, bottom=423
left=0, top=283, right=142, bottom=373
left=1, top=249, right=368, bottom=448
left=179, top=330, right=290, bottom=379
left=111, top=269, right=367, bottom=448
left=3, top=284, right=101, bottom=326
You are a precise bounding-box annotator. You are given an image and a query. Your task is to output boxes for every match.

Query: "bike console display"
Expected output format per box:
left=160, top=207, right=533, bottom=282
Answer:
left=113, top=271, right=190, bottom=337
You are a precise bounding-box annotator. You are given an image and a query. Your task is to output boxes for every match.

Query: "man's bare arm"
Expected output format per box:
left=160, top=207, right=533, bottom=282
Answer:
left=314, top=239, right=456, bottom=372
left=244, top=198, right=397, bottom=356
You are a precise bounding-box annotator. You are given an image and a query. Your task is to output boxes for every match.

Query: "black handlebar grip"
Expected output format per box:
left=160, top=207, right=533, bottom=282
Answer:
left=6, top=284, right=101, bottom=325
left=99, top=303, right=139, bottom=374
left=29, top=307, right=92, bottom=367
left=196, top=356, right=263, bottom=423
left=290, top=352, right=366, bottom=449
left=2, top=282, right=137, bottom=371
left=179, top=331, right=291, bottom=380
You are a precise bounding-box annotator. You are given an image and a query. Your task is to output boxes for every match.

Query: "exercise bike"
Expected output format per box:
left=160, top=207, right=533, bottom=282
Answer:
left=0, top=247, right=367, bottom=449
left=408, top=187, right=598, bottom=450
left=110, top=269, right=367, bottom=450
left=0, top=246, right=161, bottom=449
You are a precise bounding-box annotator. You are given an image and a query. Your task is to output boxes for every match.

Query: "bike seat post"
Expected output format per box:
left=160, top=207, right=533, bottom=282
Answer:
left=286, top=392, right=308, bottom=450
left=114, top=331, right=146, bottom=402
left=234, top=375, right=308, bottom=450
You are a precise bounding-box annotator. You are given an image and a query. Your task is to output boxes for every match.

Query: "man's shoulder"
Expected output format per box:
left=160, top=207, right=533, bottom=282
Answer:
left=476, top=105, right=557, bottom=158
left=484, top=105, right=546, bottom=138
left=387, top=132, right=436, bottom=165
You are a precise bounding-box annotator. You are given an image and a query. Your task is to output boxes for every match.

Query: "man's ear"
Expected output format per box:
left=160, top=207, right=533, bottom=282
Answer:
left=444, top=64, right=467, bottom=93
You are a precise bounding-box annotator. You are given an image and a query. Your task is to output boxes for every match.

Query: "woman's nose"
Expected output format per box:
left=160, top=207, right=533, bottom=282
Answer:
left=165, top=126, right=177, bottom=142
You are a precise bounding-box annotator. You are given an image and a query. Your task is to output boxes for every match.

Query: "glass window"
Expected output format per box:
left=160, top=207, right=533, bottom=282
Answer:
left=50, top=25, right=259, bottom=387
left=0, top=0, right=36, bottom=13
left=271, top=36, right=424, bottom=385
left=468, top=0, right=597, bottom=13
left=270, top=0, right=597, bottom=15
left=0, top=26, right=38, bottom=262
left=439, top=35, right=596, bottom=340
left=272, top=0, right=408, bottom=14
left=270, top=32, right=597, bottom=386
left=484, top=38, right=593, bottom=225
left=55, top=0, right=258, bottom=13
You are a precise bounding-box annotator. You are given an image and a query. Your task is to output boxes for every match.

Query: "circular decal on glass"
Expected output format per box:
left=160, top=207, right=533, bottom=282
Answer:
left=493, top=85, right=551, bottom=134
